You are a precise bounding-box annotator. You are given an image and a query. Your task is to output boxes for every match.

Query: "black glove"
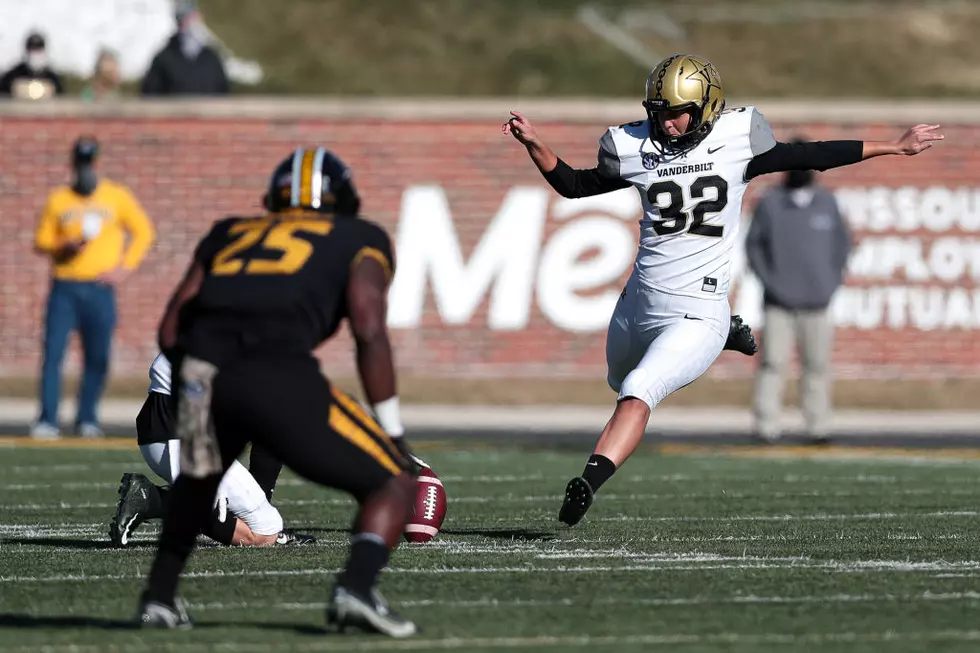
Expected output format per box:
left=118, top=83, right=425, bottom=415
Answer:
left=392, top=437, right=424, bottom=476
left=724, top=314, right=758, bottom=356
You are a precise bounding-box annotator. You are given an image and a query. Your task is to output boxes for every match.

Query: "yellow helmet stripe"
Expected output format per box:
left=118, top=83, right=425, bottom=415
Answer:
left=298, top=148, right=317, bottom=208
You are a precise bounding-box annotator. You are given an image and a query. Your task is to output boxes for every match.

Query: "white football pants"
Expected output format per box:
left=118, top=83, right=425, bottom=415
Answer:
left=606, top=275, right=729, bottom=410
left=139, top=439, right=284, bottom=536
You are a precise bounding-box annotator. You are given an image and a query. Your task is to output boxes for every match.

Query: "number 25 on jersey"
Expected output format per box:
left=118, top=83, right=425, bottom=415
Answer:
left=211, top=220, right=332, bottom=276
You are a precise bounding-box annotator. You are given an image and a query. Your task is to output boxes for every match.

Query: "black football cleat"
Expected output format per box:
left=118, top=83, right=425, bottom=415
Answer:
left=558, top=476, right=594, bottom=526
left=275, top=528, right=317, bottom=546
left=109, top=473, right=161, bottom=547
left=810, top=434, right=832, bottom=447
left=327, top=585, right=417, bottom=638
left=138, top=593, right=193, bottom=629
left=724, top=314, right=758, bottom=356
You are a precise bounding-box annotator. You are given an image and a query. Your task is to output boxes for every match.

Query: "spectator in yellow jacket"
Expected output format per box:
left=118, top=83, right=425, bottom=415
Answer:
left=32, top=136, right=156, bottom=438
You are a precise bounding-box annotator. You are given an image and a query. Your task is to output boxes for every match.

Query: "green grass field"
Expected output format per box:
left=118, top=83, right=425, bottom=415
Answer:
left=3, top=440, right=980, bottom=652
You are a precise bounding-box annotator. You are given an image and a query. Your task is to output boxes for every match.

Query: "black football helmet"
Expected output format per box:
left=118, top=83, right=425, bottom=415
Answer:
left=263, top=147, right=361, bottom=215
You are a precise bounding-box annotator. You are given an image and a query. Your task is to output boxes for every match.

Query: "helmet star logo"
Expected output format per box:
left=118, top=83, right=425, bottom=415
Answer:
left=685, top=61, right=720, bottom=96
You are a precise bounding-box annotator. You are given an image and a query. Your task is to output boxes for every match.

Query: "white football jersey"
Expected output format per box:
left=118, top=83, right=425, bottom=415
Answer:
left=148, top=352, right=172, bottom=396
left=599, top=106, right=777, bottom=299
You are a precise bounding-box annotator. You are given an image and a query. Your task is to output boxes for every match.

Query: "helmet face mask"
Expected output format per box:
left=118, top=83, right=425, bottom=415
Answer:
left=265, top=147, right=360, bottom=216
left=643, top=54, right=725, bottom=152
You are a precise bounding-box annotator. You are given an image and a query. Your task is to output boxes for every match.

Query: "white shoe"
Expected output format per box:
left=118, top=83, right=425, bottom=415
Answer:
left=78, top=423, right=105, bottom=439
left=755, top=431, right=781, bottom=445
left=30, top=422, right=60, bottom=440
left=138, top=593, right=193, bottom=629
left=327, top=585, right=417, bottom=638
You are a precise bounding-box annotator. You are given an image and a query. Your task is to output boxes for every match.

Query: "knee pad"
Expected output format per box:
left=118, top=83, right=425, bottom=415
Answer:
left=140, top=440, right=181, bottom=484
left=219, top=461, right=284, bottom=536
left=618, top=368, right=667, bottom=411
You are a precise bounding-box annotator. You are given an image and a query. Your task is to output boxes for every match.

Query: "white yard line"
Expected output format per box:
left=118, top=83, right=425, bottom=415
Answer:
left=588, top=510, right=980, bottom=523
left=191, top=591, right=980, bottom=612
left=3, top=463, right=137, bottom=474
left=7, top=492, right=980, bottom=516
left=5, top=467, right=980, bottom=486
left=1, top=630, right=979, bottom=652
left=6, top=556, right=980, bottom=583
left=5, top=522, right=966, bottom=547
left=0, top=502, right=117, bottom=511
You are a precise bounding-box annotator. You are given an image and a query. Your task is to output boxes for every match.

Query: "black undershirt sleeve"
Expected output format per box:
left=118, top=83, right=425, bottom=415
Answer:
left=745, top=140, right=864, bottom=181
left=541, top=158, right=632, bottom=198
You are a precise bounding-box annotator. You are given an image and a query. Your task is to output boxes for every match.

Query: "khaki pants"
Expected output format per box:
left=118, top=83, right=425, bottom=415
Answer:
left=754, top=306, right=834, bottom=440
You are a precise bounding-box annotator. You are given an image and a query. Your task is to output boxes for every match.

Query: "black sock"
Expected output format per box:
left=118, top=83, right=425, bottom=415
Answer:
left=581, top=454, right=617, bottom=493
left=340, top=534, right=390, bottom=597
left=248, top=444, right=283, bottom=502
left=145, top=474, right=221, bottom=605
left=157, top=485, right=170, bottom=514
left=144, top=484, right=167, bottom=520
left=201, top=510, right=238, bottom=546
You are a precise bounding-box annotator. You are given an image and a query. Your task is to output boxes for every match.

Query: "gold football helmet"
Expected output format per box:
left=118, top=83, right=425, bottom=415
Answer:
left=642, top=54, right=725, bottom=150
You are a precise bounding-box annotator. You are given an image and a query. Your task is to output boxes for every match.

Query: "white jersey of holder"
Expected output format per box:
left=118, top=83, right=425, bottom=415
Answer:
left=148, top=352, right=172, bottom=395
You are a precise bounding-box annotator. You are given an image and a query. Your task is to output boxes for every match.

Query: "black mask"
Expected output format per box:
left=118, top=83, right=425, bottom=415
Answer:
left=72, top=163, right=98, bottom=196
left=785, top=169, right=814, bottom=189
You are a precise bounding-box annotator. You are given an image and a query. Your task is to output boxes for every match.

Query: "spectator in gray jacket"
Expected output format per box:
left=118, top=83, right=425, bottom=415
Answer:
left=141, top=0, right=229, bottom=96
left=745, top=146, right=851, bottom=444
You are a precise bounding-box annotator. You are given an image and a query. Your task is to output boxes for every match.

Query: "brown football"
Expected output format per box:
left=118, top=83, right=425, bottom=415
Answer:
left=404, top=466, right=447, bottom=543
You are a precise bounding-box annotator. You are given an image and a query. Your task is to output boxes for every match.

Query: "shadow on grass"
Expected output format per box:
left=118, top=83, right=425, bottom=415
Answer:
left=0, top=613, right=331, bottom=635
left=2, top=537, right=133, bottom=550
left=439, top=527, right=555, bottom=541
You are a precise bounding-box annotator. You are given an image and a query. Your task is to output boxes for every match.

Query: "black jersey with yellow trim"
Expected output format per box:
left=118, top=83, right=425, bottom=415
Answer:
left=179, top=212, right=393, bottom=366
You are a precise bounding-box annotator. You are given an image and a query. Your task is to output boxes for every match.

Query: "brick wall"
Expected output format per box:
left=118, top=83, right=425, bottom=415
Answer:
left=1, top=99, right=978, bottom=380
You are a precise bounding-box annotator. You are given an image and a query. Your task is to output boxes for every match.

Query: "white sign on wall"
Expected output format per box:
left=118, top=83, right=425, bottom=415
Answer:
left=389, top=186, right=641, bottom=333
left=390, top=185, right=980, bottom=334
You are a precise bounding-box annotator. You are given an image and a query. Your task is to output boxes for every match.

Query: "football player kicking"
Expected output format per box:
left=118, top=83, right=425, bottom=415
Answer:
left=109, top=352, right=314, bottom=548
left=503, top=53, right=943, bottom=527
left=138, top=147, right=419, bottom=638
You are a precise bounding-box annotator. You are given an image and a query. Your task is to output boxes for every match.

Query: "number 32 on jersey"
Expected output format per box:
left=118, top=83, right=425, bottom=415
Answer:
left=646, top=175, right=728, bottom=238
left=212, top=219, right=332, bottom=276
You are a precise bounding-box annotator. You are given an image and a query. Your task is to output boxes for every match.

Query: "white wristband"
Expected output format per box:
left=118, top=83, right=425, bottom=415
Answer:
left=372, top=396, right=404, bottom=438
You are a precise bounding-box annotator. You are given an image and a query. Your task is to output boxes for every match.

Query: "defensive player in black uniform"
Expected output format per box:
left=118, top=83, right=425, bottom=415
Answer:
left=138, top=147, right=419, bottom=638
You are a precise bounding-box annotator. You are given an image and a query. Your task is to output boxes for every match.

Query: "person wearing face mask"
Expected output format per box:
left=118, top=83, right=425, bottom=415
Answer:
left=0, top=32, right=64, bottom=99
left=140, top=0, right=229, bottom=96
left=745, top=138, right=852, bottom=444
left=32, top=136, right=157, bottom=440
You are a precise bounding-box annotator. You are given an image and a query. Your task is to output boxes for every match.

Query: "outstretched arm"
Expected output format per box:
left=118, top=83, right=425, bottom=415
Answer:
left=503, top=111, right=630, bottom=198
left=746, top=124, right=944, bottom=180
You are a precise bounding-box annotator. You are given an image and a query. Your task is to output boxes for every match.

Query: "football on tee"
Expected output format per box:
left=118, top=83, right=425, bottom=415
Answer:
left=404, top=463, right=447, bottom=543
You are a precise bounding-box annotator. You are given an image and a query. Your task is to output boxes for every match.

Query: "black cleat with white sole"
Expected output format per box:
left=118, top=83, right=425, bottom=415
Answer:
left=109, top=473, right=160, bottom=547
left=327, top=585, right=417, bottom=638
left=138, top=593, right=193, bottom=629
left=276, top=529, right=317, bottom=546
left=558, top=476, right=594, bottom=526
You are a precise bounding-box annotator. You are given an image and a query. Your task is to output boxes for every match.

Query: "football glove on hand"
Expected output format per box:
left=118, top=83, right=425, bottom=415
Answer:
left=392, top=437, right=425, bottom=476
left=214, top=493, right=229, bottom=523
left=724, top=314, right=758, bottom=356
